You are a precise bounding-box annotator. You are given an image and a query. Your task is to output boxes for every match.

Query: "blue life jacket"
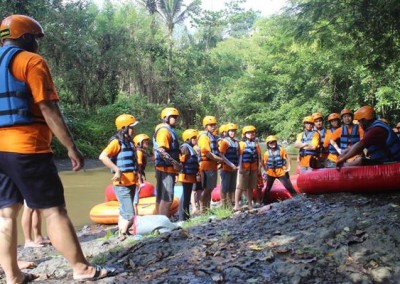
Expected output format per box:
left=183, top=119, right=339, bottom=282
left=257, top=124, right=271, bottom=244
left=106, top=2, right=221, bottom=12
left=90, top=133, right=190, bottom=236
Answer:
left=242, top=140, right=258, bottom=163
left=267, top=146, right=286, bottom=169
left=180, top=143, right=199, bottom=175
left=0, top=45, right=35, bottom=127
left=299, top=130, right=318, bottom=157
left=198, top=131, right=220, bottom=161
left=328, top=127, right=339, bottom=155
left=317, top=128, right=329, bottom=155
left=110, top=137, right=137, bottom=173
left=339, top=124, right=360, bottom=150
left=365, top=120, right=400, bottom=163
left=153, top=124, right=180, bottom=167
left=223, top=137, right=239, bottom=166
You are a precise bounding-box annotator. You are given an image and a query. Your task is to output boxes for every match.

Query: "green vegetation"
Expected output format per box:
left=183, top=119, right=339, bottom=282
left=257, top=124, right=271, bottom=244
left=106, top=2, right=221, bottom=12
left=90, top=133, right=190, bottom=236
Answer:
left=2, top=0, right=400, bottom=157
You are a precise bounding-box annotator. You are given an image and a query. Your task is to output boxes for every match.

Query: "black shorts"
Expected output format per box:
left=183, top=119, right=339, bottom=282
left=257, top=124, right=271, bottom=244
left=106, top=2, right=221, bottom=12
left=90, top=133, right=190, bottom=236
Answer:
left=0, top=152, right=65, bottom=209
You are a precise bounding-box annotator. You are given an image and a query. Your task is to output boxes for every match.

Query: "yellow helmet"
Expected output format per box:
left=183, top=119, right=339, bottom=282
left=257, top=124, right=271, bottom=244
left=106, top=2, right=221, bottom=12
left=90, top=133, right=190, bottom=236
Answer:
left=327, top=113, right=340, bottom=121
left=161, top=107, right=179, bottom=119
left=265, top=135, right=277, bottom=144
left=303, top=116, right=314, bottom=124
left=354, top=106, right=375, bottom=121
left=226, top=123, right=238, bottom=132
left=312, top=112, right=323, bottom=121
left=115, top=114, right=138, bottom=130
left=182, top=129, right=199, bottom=142
left=242, top=125, right=256, bottom=135
left=203, top=116, right=217, bottom=127
left=0, top=15, right=44, bottom=41
left=133, top=134, right=150, bottom=146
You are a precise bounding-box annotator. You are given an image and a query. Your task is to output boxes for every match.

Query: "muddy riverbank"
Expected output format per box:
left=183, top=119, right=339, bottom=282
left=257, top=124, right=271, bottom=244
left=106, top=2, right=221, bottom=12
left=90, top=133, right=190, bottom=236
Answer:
left=6, top=190, right=400, bottom=283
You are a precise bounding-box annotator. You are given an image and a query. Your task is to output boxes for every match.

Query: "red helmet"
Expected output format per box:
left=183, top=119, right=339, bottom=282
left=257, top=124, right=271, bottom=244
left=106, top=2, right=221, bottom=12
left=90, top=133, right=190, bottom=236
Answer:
left=0, top=15, right=44, bottom=41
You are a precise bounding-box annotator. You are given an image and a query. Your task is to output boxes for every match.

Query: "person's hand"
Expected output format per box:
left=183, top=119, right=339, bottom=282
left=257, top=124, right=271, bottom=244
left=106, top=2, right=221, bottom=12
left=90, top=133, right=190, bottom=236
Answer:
left=68, top=146, right=84, bottom=171
left=336, top=158, right=344, bottom=170
left=173, top=161, right=183, bottom=172
left=112, top=169, right=121, bottom=182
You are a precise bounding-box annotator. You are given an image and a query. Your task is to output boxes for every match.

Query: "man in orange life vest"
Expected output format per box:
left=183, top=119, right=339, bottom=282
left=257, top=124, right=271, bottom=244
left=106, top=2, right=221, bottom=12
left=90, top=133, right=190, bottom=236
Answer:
left=294, top=116, right=320, bottom=172
left=329, top=108, right=364, bottom=164
left=0, top=15, right=115, bottom=282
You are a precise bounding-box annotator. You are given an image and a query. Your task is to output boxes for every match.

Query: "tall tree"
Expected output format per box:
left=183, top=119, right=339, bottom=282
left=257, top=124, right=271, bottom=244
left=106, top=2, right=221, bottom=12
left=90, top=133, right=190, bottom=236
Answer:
left=156, top=0, right=201, bottom=103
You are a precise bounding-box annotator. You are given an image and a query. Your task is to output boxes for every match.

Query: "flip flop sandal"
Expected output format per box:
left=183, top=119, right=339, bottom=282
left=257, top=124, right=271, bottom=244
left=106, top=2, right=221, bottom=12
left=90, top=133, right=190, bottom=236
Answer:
left=73, top=265, right=117, bottom=281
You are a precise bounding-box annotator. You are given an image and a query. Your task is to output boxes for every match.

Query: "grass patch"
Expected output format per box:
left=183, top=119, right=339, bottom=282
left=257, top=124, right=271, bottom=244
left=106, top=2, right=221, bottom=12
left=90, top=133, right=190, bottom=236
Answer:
left=181, top=206, right=233, bottom=229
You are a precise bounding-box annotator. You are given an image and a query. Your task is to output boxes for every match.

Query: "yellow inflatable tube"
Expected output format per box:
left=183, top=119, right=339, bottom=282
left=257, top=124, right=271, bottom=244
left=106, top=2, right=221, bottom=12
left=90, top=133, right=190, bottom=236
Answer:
left=89, top=196, right=179, bottom=225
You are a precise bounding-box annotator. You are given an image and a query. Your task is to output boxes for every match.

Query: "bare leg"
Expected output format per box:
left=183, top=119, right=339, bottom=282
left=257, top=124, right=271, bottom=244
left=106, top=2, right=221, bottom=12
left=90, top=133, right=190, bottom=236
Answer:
left=17, top=260, right=36, bottom=269
left=234, top=188, right=241, bottom=211
left=246, top=188, right=254, bottom=210
left=159, top=201, right=171, bottom=217
left=0, top=204, right=29, bottom=284
left=41, top=205, right=109, bottom=279
left=201, top=188, right=212, bottom=213
left=21, top=205, right=39, bottom=248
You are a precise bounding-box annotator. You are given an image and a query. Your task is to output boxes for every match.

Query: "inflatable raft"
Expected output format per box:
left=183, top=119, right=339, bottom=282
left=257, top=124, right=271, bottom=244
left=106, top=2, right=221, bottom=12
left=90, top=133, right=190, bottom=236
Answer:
left=297, top=162, right=400, bottom=194
left=104, top=181, right=155, bottom=202
left=89, top=196, right=180, bottom=224
left=211, top=174, right=300, bottom=203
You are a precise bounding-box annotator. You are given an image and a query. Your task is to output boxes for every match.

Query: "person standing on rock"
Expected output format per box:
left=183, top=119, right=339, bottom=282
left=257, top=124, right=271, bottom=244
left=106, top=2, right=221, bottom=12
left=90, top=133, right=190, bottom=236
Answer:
left=99, top=114, right=139, bottom=239
left=234, top=125, right=261, bottom=211
left=153, top=107, right=182, bottom=216
left=0, top=15, right=115, bottom=282
left=262, top=135, right=297, bottom=205
left=294, top=116, right=320, bottom=172
left=178, top=129, right=200, bottom=221
left=198, top=116, right=224, bottom=213
left=218, top=123, right=239, bottom=208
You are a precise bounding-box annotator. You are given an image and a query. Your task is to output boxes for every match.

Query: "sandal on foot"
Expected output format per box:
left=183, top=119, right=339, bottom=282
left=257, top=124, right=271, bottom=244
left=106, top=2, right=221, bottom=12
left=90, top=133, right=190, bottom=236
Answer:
left=20, top=273, right=38, bottom=283
left=73, top=265, right=117, bottom=281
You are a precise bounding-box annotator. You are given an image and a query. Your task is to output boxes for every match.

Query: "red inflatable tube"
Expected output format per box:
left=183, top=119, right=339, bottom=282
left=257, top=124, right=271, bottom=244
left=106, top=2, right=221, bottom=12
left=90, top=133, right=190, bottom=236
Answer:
left=211, top=174, right=300, bottom=203
left=297, top=163, right=400, bottom=194
left=104, top=181, right=155, bottom=202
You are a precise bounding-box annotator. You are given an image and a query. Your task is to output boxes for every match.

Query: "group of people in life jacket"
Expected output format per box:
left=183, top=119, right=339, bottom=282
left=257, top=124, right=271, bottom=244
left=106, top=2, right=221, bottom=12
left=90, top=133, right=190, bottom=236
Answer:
left=99, top=107, right=301, bottom=237
left=295, top=105, right=400, bottom=173
left=99, top=105, right=400, bottom=238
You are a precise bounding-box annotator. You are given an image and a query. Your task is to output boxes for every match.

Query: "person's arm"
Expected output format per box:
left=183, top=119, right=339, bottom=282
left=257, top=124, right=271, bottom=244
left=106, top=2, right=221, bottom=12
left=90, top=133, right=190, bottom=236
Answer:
left=284, top=150, right=291, bottom=172
left=336, top=141, right=365, bottom=168
left=205, top=151, right=223, bottom=163
left=38, top=100, right=84, bottom=171
left=329, top=138, right=342, bottom=154
left=99, top=150, right=121, bottom=182
left=157, top=147, right=183, bottom=171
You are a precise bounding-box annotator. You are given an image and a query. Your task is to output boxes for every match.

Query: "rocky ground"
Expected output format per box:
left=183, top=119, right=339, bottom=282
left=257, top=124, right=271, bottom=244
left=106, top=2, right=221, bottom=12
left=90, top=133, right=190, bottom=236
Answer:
left=3, top=189, right=400, bottom=283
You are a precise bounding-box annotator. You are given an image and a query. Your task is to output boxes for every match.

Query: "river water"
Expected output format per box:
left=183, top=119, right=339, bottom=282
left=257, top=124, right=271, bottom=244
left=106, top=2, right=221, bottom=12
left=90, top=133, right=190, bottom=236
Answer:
left=17, top=166, right=157, bottom=245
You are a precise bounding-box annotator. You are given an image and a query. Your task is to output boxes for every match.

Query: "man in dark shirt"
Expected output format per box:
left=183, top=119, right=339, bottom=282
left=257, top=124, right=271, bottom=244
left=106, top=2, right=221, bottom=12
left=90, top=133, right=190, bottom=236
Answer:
left=336, top=106, right=400, bottom=167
